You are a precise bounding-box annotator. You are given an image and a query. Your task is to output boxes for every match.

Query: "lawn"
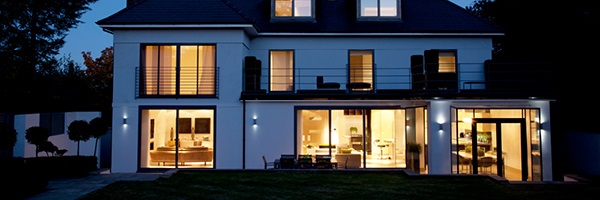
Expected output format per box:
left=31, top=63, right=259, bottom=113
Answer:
left=80, top=170, right=598, bottom=200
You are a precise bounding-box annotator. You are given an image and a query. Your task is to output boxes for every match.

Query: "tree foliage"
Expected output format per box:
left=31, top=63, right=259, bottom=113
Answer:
left=0, top=122, right=18, bottom=159
left=467, top=0, right=599, bottom=132
left=67, top=120, right=91, bottom=156
left=25, top=126, right=50, bottom=157
left=83, top=46, right=114, bottom=119
left=0, top=0, right=99, bottom=113
left=88, top=117, right=109, bottom=157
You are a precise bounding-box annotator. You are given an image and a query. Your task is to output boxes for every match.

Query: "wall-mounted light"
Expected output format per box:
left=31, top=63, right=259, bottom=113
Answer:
left=253, top=117, right=257, bottom=126
left=438, top=123, right=443, bottom=131
left=123, top=118, right=127, bottom=125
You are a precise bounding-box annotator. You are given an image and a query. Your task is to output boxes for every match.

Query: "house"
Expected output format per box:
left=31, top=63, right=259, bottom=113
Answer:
left=97, top=0, right=555, bottom=181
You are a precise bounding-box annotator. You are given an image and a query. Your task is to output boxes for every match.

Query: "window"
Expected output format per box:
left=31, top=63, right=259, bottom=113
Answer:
left=40, top=112, right=65, bottom=136
left=269, top=50, right=294, bottom=91
left=273, top=0, right=313, bottom=18
left=141, top=44, right=216, bottom=96
left=424, top=49, right=457, bottom=90
left=358, top=0, right=399, bottom=18
left=438, top=51, right=456, bottom=73
left=348, top=50, right=373, bottom=90
left=141, top=108, right=215, bottom=169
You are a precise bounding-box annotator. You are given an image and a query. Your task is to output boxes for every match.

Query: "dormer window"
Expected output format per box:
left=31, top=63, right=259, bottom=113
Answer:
left=358, top=0, right=400, bottom=19
left=273, top=0, right=314, bottom=20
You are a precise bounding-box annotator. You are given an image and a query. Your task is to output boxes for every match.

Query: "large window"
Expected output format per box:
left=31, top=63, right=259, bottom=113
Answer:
left=140, top=108, right=215, bottom=169
left=273, top=0, right=313, bottom=17
left=451, top=108, right=541, bottom=181
left=348, top=50, right=374, bottom=91
left=297, top=107, right=425, bottom=170
left=269, top=50, right=294, bottom=91
left=142, top=44, right=216, bottom=96
left=358, top=0, right=399, bottom=18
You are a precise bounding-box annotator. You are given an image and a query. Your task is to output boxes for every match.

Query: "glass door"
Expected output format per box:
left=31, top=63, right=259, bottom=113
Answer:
left=472, top=119, right=526, bottom=181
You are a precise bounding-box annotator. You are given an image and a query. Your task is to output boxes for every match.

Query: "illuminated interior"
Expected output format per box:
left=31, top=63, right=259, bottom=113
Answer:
left=297, top=107, right=427, bottom=171
left=140, top=108, right=215, bottom=169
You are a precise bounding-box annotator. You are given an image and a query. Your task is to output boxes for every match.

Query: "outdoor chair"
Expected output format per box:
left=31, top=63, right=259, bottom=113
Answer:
left=262, top=155, right=275, bottom=169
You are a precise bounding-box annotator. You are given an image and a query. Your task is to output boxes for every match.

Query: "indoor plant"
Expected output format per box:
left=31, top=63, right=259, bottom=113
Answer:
left=406, top=142, right=422, bottom=173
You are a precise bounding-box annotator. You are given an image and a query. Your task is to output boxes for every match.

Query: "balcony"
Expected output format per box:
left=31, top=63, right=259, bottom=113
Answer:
left=135, top=66, right=219, bottom=98
left=241, top=61, right=555, bottom=100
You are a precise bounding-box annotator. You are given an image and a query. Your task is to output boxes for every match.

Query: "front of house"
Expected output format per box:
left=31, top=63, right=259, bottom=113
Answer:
left=98, top=0, right=554, bottom=181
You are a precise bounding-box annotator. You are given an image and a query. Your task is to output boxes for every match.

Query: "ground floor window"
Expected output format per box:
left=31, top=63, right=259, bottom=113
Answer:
left=451, top=108, right=541, bottom=181
left=140, top=107, right=215, bottom=169
left=297, top=107, right=427, bottom=172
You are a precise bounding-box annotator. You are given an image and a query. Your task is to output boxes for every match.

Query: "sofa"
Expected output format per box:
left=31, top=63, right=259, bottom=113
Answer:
left=150, top=146, right=213, bottom=166
left=335, top=153, right=361, bottom=169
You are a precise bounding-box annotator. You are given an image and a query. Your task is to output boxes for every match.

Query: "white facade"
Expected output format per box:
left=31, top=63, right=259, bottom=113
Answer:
left=106, top=2, right=553, bottom=181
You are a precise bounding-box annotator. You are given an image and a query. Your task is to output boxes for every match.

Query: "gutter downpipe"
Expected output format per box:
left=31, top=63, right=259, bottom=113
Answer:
left=242, top=99, right=246, bottom=169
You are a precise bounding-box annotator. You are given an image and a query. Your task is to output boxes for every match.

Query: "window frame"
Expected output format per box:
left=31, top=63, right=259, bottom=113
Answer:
left=269, top=50, right=295, bottom=92
left=438, top=50, right=457, bottom=73
left=271, top=0, right=316, bottom=21
left=348, top=49, right=374, bottom=91
left=357, top=0, right=402, bottom=20
left=140, top=44, right=217, bottom=98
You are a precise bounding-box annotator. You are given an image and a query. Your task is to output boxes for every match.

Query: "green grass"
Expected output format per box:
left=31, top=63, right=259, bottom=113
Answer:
left=80, top=170, right=598, bottom=200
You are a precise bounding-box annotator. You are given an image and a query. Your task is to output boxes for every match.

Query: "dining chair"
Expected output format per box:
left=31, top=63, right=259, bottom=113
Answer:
left=478, top=156, right=495, bottom=174
left=279, top=154, right=296, bottom=169
left=262, top=155, right=275, bottom=169
left=297, top=154, right=313, bottom=169
left=315, top=157, right=332, bottom=169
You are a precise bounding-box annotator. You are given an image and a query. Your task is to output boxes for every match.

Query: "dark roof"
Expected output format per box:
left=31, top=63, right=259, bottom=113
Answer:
left=97, top=0, right=502, bottom=34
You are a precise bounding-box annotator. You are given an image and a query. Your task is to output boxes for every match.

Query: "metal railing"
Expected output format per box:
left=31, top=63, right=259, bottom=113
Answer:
left=243, top=62, right=555, bottom=97
left=135, top=66, right=220, bottom=98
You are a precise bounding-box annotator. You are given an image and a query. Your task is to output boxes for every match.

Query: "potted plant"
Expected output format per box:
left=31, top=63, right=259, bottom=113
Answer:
left=406, top=142, right=422, bottom=173
left=349, top=127, right=358, bottom=134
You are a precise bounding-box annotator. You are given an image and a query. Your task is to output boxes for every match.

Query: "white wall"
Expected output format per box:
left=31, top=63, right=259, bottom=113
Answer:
left=13, top=112, right=102, bottom=158
left=427, top=100, right=452, bottom=174
left=110, top=29, right=248, bottom=172
left=249, top=37, right=492, bottom=90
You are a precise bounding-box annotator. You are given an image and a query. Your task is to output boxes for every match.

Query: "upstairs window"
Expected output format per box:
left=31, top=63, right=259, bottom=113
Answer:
left=438, top=51, right=456, bottom=73
left=273, top=0, right=314, bottom=19
left=358, top=0, right=400, bottom=19
left=348, top=50, right=374, bottom=91
left=269, top=50, right=294, bottom=92
left=141, top=44, right=216, bottom=97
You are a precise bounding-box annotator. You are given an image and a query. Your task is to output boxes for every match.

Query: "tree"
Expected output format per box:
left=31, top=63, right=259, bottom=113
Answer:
left=0, top=0, right=98, bottom=112
left=82, top=46, right=114, bottom=120
left=0, top=122, right=18, bottom=159
left=88, top=117, right=109, bottom=157
left=67, top=120, right=91, bottom=156
left=37, top=140, right=58, bottom=157
left=25, top=126, right=50, bottom=158
left=467, top=0, right=599, bottom=132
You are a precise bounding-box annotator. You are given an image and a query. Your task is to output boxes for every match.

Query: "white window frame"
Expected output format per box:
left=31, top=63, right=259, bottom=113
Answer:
left=272, top=0, right=315, bottom=21
left=357, top=0, right=401, bottom=20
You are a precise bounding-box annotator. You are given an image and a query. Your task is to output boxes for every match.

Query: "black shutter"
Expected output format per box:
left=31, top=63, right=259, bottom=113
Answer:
left=244, top=56, right=261, bottom=91
left=424, top=50, right=439, bottom=90
left=410, top=55, right=425, bottom=90
left=424, top=50, right=439, bottom=73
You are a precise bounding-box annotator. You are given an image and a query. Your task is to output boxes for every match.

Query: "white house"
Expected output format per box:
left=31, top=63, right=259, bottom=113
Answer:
left=98, top=0, right=554, bottom=181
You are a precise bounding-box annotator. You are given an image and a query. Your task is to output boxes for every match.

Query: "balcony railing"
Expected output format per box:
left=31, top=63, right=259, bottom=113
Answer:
left=243, top=62, right=555, bottom=99
left=135, top=66, right=220, bottom=98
